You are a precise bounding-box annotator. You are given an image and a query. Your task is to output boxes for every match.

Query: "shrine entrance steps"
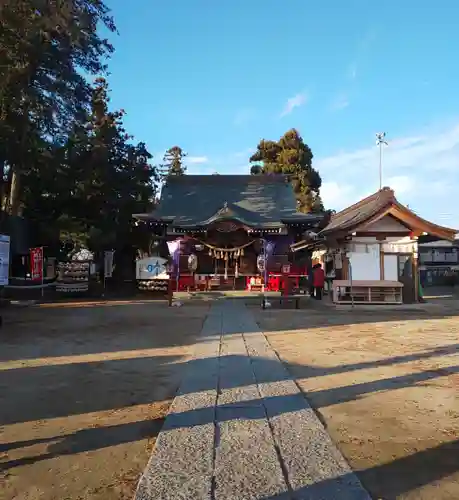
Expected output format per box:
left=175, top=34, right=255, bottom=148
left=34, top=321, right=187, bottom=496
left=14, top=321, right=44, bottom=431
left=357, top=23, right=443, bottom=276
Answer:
left=135, top=300, right=370, bottom=500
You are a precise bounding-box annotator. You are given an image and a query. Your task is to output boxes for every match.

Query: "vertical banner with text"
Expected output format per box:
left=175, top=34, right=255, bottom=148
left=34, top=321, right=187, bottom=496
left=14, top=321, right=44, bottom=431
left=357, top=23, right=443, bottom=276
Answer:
left=104, top=250, right=115, bottom=278
left=30, top=247, right=44, bottom=280
left=0, top=235, right=11, bottom=286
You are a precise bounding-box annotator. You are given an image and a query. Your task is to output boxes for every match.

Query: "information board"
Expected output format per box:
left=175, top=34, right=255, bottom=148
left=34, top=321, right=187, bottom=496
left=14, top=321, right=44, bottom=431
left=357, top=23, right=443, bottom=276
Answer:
left=0, top=235, right=10, bottom=286
left=136, top=257, right=169, bottom=280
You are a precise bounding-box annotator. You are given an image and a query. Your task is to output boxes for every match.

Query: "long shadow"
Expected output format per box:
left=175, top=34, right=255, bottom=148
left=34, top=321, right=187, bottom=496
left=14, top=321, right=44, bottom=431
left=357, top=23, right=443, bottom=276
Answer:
left=0, top=355, right=183, bottom=425
left=3, top=371, right=459, bottom=498
left=263, top=438, right=459, bottom=500
left=3, top=350, right=459, bottom=498
left=284, top=343, right=459, bottom=380
left=2, top=341, right=458, bottom=425
left=138, top=363, right=459, bottom=431
left=0, top=417, right=164, bottom=472
left=252, top=304, right=459, bottom=332
left=0, top=305, right=210, bottom=362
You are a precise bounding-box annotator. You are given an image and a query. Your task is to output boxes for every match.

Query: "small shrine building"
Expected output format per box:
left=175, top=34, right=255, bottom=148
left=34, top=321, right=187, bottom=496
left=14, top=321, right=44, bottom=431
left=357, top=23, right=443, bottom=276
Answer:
left=292, top=187, right=457, bottom=303
left=134, top=174, right=325, bottom=291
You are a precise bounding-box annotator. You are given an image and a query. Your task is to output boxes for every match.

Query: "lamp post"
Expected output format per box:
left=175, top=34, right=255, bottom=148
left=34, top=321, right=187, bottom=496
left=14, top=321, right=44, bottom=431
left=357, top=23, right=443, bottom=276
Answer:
left=376, top=132, right=388, bottom=190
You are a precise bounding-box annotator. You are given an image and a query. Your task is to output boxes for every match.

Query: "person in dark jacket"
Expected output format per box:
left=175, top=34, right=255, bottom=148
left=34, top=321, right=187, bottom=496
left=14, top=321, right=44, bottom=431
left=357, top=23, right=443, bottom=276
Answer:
left=308, top=263, right=316, bottom=297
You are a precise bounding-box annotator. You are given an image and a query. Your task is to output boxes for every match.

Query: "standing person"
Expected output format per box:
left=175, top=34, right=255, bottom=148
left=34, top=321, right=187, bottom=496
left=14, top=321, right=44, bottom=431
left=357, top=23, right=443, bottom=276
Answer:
left=313, top=263, right=325, bottom=300
left=308, top=263, right=315, bottom=297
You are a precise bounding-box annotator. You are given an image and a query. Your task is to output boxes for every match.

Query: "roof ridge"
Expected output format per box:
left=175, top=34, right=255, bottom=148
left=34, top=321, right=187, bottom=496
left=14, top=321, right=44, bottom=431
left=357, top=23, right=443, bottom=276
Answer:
left=332, top=187, right=393, bottom=218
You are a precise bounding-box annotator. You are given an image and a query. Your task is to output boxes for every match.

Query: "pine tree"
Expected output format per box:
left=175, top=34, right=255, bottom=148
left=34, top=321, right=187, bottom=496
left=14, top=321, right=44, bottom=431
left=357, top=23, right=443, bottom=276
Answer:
left=250, top=129, right=324, bottom=212
left=160, top=146, right=187, bottom=178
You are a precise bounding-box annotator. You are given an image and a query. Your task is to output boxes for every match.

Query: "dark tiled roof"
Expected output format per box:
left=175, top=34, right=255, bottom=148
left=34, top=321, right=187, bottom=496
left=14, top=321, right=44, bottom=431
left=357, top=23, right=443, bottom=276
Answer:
left=321, top=187, right=395, bottom=234
left=141, top=175, right=324, bottom=228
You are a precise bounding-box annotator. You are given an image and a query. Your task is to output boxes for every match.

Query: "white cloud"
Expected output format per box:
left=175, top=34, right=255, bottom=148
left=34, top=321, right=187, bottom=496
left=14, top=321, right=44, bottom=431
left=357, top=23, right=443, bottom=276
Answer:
left=280, top=92, right=308, bottom=117
left=316, top=123, right=459, bottom=227
left=187, top=156, right=208, bottom=164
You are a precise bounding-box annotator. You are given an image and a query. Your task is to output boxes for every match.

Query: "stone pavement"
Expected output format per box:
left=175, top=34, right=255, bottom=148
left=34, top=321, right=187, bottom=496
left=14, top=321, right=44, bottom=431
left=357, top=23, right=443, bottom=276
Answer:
left=135, top=301, right=371, bottom=500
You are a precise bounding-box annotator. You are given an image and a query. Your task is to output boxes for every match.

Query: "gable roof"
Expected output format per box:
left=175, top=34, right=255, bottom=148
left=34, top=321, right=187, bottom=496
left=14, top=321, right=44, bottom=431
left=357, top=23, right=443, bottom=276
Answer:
left=321, top=187, right=457, bottom=241
left=136, top=175, right=324, bottom=229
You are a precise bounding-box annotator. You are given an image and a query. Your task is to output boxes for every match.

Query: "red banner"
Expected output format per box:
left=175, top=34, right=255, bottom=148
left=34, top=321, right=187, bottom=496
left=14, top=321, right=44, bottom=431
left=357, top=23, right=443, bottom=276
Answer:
left=30, top=247, right=43, bottom=280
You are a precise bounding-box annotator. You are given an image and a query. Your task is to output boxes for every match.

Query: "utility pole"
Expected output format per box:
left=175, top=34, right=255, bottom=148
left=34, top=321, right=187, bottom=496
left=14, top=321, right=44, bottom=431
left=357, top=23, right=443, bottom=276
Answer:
left=376, top=132, right=388, bottom=190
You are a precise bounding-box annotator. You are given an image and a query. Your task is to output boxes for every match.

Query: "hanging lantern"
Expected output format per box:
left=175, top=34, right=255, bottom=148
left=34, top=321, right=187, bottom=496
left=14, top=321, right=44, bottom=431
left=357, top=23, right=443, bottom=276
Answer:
left=257, top=254, right=266, bottom=272
left=235, top=261, right=239, bottom=278
left=224, top=252, right=228, bottom=261
left=208, top=249, right=212, bottom=256
left=241, top=248, right=244, bottom=256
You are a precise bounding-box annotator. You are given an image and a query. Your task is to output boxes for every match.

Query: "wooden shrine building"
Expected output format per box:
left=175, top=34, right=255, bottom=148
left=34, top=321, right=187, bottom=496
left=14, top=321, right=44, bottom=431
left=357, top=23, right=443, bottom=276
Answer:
left=134, top=174, right=326, bottom=291
left=292, top=187, right=457, bottom=304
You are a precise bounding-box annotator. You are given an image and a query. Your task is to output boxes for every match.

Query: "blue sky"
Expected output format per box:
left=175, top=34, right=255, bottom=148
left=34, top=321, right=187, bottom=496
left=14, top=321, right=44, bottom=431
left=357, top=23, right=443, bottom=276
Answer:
left=104, top=0, right=459, bottom=227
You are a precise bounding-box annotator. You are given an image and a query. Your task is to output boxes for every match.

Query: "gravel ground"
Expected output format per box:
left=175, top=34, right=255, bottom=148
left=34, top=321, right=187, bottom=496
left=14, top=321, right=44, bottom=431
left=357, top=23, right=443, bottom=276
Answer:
left=0, top=301, right=209, bottom=500
left=253, top=304, right=459, bottom=500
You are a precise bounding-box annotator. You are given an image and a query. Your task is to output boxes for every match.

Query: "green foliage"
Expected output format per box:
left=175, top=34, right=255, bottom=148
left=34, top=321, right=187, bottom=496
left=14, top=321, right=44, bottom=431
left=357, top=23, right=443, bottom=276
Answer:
left=160, top=146, right=187, bottom=178
left=250, top=129, right=324, bottom=213
left=0, top=0, right=116, bottom=214
left=21, top=79, right=157, bottom=254
left=1, top=1, right=157, bottom=259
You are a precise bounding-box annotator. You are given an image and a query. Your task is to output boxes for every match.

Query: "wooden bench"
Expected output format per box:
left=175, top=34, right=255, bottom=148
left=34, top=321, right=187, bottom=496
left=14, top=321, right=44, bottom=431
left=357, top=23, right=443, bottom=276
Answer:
left=262, top=294, right=306, bottom=309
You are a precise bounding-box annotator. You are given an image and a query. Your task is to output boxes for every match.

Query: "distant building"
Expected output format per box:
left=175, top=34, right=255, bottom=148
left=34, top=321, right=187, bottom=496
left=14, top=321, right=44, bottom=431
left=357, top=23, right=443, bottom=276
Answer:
left=418, top=235, right=459, bottom=286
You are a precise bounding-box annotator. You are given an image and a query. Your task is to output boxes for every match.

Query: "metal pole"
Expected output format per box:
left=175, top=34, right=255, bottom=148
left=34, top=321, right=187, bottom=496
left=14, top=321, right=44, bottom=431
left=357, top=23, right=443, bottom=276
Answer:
left=376, top=132, right=388, bottom=190
left=176, top=240, right=180, bottom=293
left=349, top=262, right=354, bottom=308
left=103, top=253, right=106, bottom=298
left=41, top=247, right=44, bottom=298
left=264, top=239, right=268, bottom=292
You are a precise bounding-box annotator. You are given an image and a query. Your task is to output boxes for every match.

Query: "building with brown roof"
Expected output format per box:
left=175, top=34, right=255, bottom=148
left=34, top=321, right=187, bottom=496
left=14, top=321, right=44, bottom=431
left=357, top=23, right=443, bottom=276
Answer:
left=293, top=187, right=457, bottom=303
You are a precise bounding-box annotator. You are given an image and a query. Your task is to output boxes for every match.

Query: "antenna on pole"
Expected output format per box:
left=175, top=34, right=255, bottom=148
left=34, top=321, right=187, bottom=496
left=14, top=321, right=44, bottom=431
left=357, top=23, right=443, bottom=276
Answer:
left=375, top=132, right=388, bottom=190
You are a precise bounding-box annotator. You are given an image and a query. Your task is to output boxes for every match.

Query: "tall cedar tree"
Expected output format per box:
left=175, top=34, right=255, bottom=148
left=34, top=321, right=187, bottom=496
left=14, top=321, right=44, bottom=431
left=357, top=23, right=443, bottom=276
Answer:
left=0, top=0, right=115, bottom=215
left=160, top=146, right=187, bottom=177
left=250, top=129, right=324, bottom=212
left=21, top=79, right=157, bottom=255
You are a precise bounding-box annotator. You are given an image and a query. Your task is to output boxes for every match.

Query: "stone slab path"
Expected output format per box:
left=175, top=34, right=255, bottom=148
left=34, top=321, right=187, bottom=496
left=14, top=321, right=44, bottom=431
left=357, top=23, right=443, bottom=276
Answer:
left=135, top=301, right=371, bottom=500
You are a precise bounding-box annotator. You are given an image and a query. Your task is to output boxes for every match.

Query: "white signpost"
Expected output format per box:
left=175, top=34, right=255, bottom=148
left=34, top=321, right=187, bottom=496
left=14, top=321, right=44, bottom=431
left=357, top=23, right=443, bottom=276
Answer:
left=0, top=235, right=11, bottom=286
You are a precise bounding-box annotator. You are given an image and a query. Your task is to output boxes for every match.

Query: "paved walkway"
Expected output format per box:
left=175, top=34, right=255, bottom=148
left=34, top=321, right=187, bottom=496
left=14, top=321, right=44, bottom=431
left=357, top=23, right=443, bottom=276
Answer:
left=135, top=301, right=371, bottom=500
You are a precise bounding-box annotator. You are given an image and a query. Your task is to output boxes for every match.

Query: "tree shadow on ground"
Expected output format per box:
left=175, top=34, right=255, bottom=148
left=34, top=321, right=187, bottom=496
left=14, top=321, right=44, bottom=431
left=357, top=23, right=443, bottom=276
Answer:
left=2, top=348, right=459, bottom=500
left=0, top=302, right=210, bottom=361
left=1, top=341, right=458, bottom=425
left=263, top=438, right=459, bottom=500
left=0, top=417, right=165, bottom=472
left=0, top=355, right=182, bottom=425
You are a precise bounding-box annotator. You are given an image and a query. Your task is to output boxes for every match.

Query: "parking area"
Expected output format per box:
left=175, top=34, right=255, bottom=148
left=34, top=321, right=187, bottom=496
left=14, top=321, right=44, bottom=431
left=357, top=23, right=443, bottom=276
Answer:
left=0, top=301, right=209, bottom=500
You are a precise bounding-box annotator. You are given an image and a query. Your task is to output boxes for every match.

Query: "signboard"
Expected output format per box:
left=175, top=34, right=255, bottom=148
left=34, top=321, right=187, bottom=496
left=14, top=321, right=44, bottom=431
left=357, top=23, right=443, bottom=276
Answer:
left=30, top=247, right=44, bottom=280
left=281, top=264, right=291, bottom=274
left=56, top=262, right=90, bottom=293
left=136, top=257, right=169, bottom=280
left=334, top=253, right=343, bottom=270
left=0, top=235, right=10, bottom=286
left=138, top=279, right=170, bottom=293
left=104, top=250, right=115, bottom=278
